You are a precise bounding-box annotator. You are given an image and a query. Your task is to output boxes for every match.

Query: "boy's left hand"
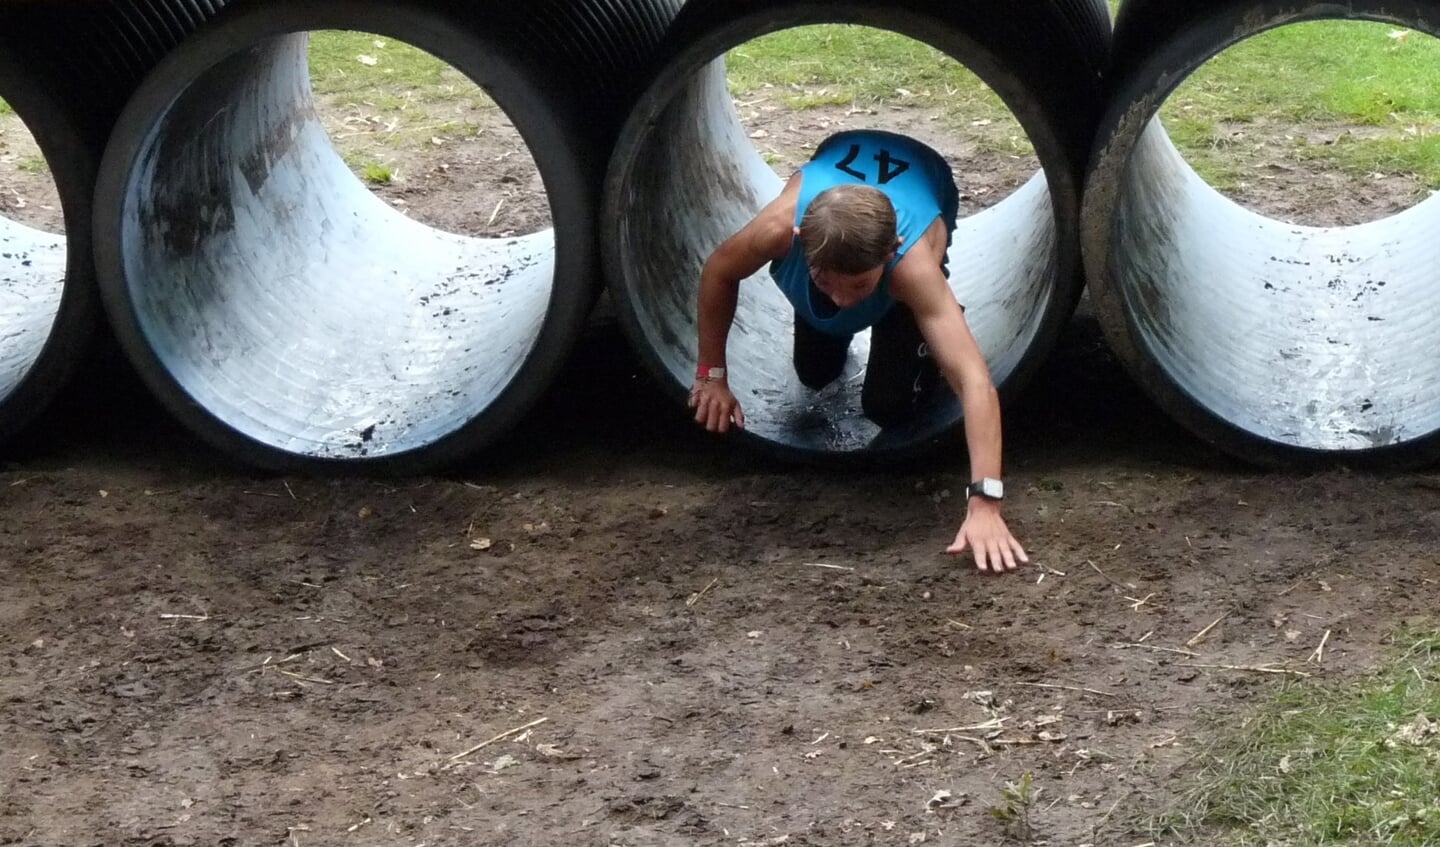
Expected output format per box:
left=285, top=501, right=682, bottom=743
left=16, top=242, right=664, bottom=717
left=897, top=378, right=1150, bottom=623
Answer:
left=947, top=500, right=1028, bottom=573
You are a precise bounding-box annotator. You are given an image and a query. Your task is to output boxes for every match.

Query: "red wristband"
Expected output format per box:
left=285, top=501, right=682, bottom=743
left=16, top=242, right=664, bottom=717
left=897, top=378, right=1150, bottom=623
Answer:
left=696, top=365, right=727, bottom=381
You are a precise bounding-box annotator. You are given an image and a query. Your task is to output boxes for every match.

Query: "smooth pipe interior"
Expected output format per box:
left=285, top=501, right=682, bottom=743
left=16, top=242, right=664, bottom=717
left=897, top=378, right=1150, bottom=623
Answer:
left=117, top=33, right=554, bottom=459
left=0, top=216, right=65, bottom=407
left=1105, top=113, right=1440, bottom=452
left=614, top=58, right=1056, bottom=453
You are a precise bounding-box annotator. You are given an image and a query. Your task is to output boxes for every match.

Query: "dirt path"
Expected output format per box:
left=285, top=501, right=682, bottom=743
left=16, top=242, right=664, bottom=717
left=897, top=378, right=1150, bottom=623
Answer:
left=4, top=301, right=1438, bottom=845
left=3, top=80, right=1439, bottom=847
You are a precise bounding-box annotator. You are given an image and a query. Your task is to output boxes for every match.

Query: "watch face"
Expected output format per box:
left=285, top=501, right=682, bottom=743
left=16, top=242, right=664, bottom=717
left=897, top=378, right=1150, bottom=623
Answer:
left=978, top=478, right=1004, bottom=499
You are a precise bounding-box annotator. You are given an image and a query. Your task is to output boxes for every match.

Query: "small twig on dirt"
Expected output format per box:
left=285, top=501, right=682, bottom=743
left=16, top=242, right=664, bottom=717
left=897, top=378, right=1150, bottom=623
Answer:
left=331, top=646, right=352, bottom=663
left=1180, top=662, right=1311, bottom=678
left=1079, top=707, right=1143, bottom=717
left=945, top=619, right=972, bottom=630
left=1015, top=681, right=1118, bottom=698
left=1092, top=794, right=1127, bottom=840
left=159, top=614, right=212, bottom=622
left=277, top=669, right=335, bottom=685
left=487, top=199, right=505, bottom=227
left=892, top=746, right=936, bottom=765
left=243, top=490, right=283, bottom=498
left=949, top=734, right=994, bottom=753
left=1185, top=612, right=1230, bottom=648
left=1087, top=560, right=1134, bottom=590
left=1308, top=630, right=1332, bottom=665
left=686, top=578, right=719, bottom=608
left=234, top=653, right=304, bottom=674
left=803, top=562, right=854, bottom=571
left=1040, top=565, right=1067, bottom=577
left=283, top=480, right=297, bottom=500
left=1125, top=593, right=1156, bottom=611
left=1113, top=642, right=1200, bottom=658
left=448, top=717, right=549, bottom=762
left=913, top=717, right=1010, bottom=734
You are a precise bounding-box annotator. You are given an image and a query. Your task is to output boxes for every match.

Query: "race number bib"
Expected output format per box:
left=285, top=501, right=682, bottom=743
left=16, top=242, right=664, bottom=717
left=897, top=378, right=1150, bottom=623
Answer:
left=834, top=144, right=911, bottom=185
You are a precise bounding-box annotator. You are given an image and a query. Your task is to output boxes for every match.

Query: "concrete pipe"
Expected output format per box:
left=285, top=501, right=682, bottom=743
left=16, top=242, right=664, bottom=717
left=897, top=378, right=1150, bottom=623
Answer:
left=1085, top=0, right=1440, bottom=468
left=603, top=0, right=1110, bottom=461
left=0, top=0, right=223, bottom=449
left=94, top=0, right=679, bottom=473
left=0, top=49, right=94, bottom=448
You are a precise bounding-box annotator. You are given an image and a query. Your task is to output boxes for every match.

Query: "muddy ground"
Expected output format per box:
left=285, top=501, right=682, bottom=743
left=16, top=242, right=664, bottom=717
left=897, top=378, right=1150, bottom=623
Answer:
left=3, top=79, right=1439, bottom=847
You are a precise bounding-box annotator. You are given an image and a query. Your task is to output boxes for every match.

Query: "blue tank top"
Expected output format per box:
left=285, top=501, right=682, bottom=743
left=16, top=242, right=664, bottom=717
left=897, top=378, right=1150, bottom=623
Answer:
left=771, top=130, right=957, bottom=336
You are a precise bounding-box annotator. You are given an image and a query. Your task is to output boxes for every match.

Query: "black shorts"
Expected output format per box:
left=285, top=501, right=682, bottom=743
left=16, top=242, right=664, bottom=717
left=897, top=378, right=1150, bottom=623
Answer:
left=792, top=304, right=943, bottom=427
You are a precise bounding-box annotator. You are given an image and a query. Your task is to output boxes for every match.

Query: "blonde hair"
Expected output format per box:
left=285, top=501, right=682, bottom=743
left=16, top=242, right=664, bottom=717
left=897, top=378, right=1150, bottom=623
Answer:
left=799, top=184, right=898, bottom=274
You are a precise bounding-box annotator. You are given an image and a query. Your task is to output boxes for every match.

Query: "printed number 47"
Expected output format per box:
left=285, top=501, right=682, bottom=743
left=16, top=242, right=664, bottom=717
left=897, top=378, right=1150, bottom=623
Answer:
left=835, top=144, right=911, bottom=184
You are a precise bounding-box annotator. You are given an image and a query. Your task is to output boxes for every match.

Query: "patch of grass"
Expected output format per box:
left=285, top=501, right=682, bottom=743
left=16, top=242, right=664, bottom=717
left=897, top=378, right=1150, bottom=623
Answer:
left=0, top=99, right=12, bottom=116
left=16, top=156, right=49, bottom=175
left=1152, top=631, right=1440, bottom=846
left=1164, top=21, right=1440, bottom=184
left=1161, top=115, right=1258, bottom=192
left=1292, top=132, right=1440, bottom=188
left=305, top=30, right=507, bottom=164
left=308, top=32, right=471, bottom=107
left=1166, top=22, right=1440, bottom=125
left=723, top=24, right=1035, bottom=158
left=360, top=161, right=394, bottom=185
left=724, top=24, right=1012, bottom=127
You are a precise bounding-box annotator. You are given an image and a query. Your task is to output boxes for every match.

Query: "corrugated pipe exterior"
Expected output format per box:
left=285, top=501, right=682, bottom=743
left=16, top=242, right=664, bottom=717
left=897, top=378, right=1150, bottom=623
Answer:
left=601, top=0, right=1111, bottom=462
left=92, top=0, right=680, bottom=473
left=1085, top=0, right=1440, bottom=468
left=0, top=1, right=225, bottom=448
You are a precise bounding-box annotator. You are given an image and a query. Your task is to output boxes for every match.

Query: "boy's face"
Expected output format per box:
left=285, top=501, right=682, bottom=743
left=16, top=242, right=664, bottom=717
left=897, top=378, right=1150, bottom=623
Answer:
left=809, top=264, right=886, bottom=309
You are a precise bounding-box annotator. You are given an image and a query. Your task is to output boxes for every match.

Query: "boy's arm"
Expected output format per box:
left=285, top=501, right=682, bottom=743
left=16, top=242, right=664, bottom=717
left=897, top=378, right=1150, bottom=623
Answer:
left=890, top=222, right=1028, bottom=573
left=691, top=178, right=800, bottom=432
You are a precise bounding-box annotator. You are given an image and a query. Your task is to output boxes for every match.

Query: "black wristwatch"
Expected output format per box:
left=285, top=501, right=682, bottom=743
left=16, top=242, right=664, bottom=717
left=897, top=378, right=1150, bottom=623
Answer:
left=965, top=478, right=1005, bottom=501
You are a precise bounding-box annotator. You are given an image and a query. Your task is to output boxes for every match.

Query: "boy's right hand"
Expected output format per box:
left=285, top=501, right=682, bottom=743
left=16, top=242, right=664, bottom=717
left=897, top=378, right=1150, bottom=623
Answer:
left=689, top=379, right=745, bottom=433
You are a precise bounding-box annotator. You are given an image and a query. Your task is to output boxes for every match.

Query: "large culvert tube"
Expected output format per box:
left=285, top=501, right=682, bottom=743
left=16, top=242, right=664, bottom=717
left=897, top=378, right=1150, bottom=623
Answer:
left=0, top=1, right=225, bottom=449
left=94, top=0, right=679, bottom=473
left=1085, top=0, right=1440, bottom=468
left=0, top=47, right=95, bottom=447
left=602, top=0, right=1109, bottom=460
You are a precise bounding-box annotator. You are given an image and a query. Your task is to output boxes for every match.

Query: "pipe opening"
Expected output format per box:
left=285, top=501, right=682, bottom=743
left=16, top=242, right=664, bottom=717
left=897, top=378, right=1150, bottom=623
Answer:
left=1099, top=15, right=1440, bottom=455
left=1161, top=20, right=1440, bottom=227
left=305, top=33, right=547, bottom=237
left=0, top=97, right=66, bottom=408
left=611, top=23, right=1060, bottom=455
left=115, top=30, right=554, bottom=460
